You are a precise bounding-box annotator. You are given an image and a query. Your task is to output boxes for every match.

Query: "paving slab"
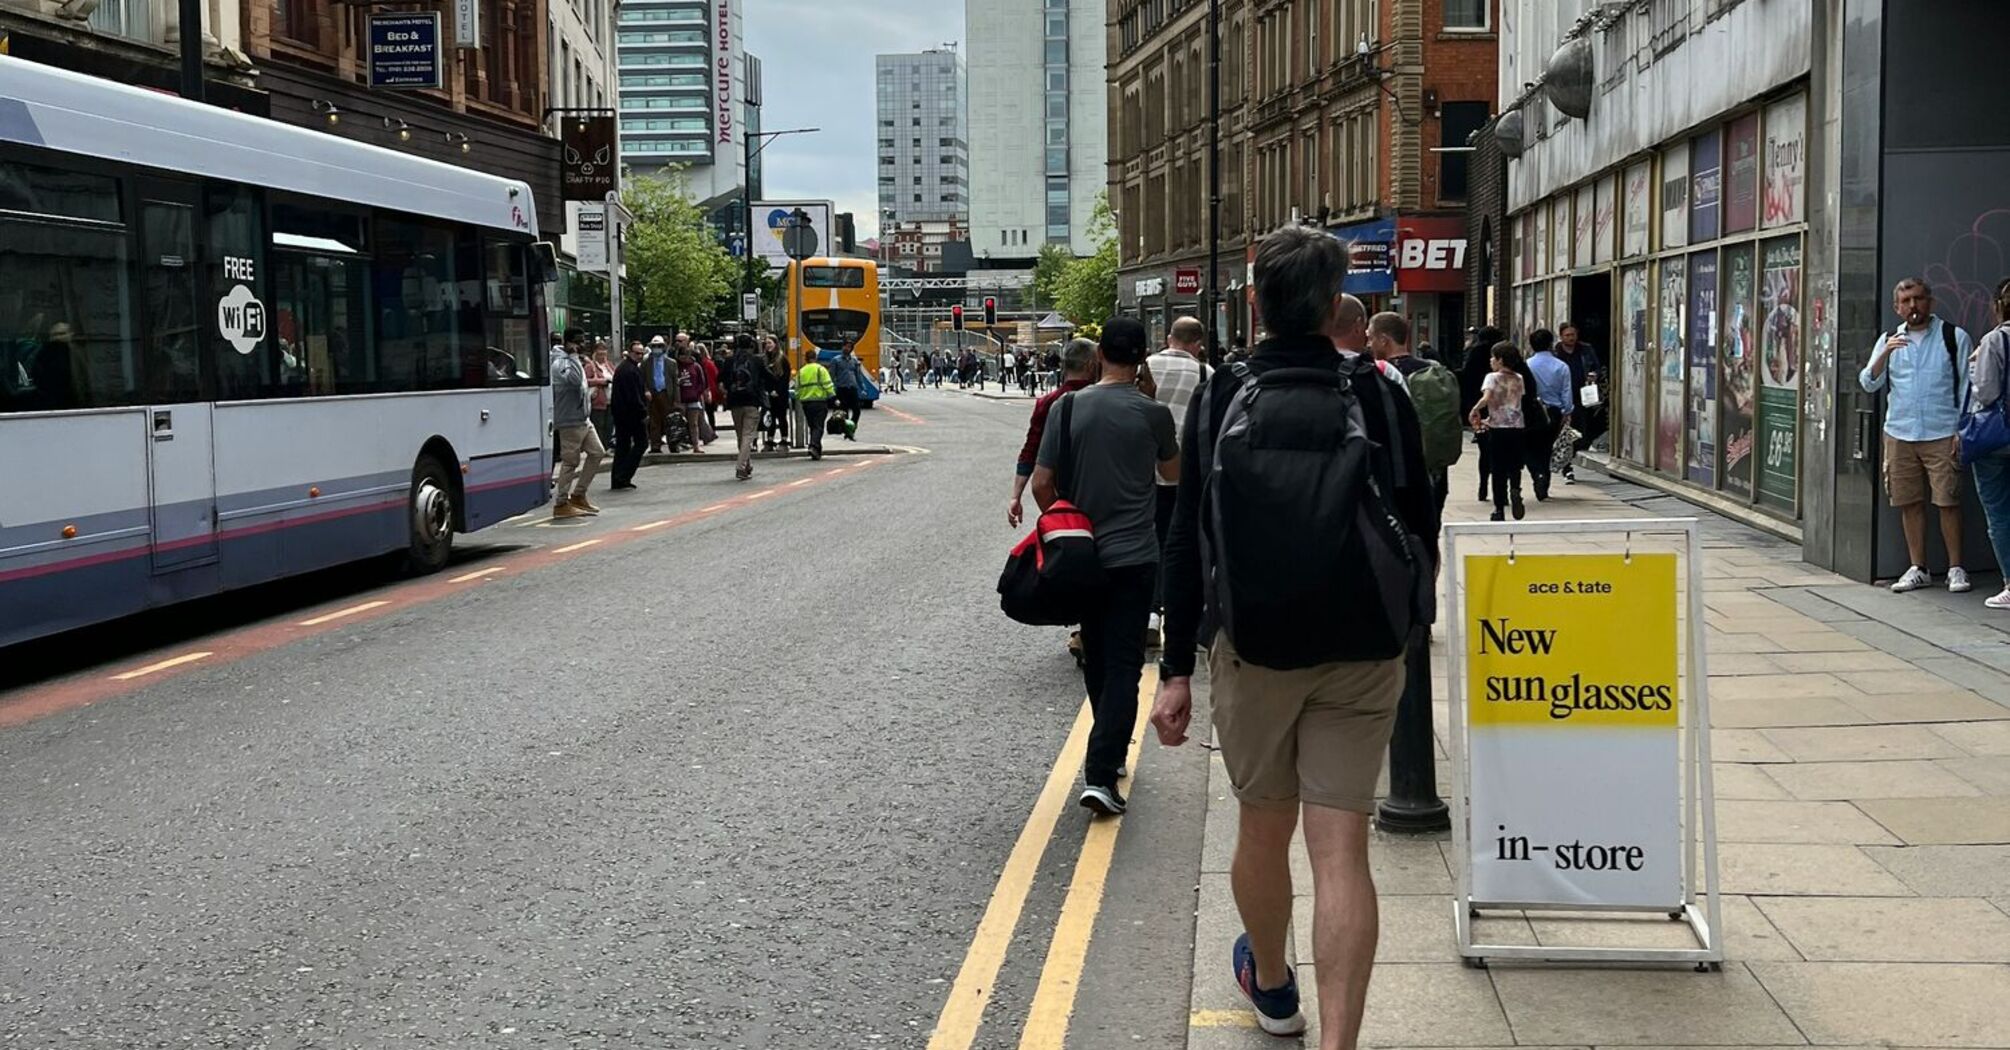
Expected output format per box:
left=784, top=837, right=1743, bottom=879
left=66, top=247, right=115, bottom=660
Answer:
left=1717, top=842, right=1915, bottom=896
left=1709, top=672, right=1861, bottom=700
left=1855, top=797, right=2010, bottom=845
left=1935, top=719, right=2010, bottom=755
left=1752, top=896, right=2010, bottom=962
left=1937, top=755, right=2010, bottom=794
left=1768, top=650, right=1916, bottom=673
left=1839, top=690, right=2010, bottom=724
left=1710, top=728, right=1795, bottom=764
left=1291, top=892, right=1533, bottom=964
left=1861, top=844, right=2010, bottom=896
left=1757, top=630, right=1872, bottom=653
left=1760, top=724, right=1967, bottom=762
left=1833, top=669, right=1968, bottom=694
left=1712, top=762, right=1796, bottom=800
left=1355, top=963, right=1513, bottom=1047
left=1521, top=895, right=1799, bottom=961
left=1704, top=653, right=1786, bottom=676
left=1762, top=759, right=1984, bottom=801
left=1750, top=961, right=2010, bottom=1046
left=1712, top=799, right=1901, bottom=845
left=1488, top=964, right=1803, bottom=1046
left=1708, top=695, right=1872, bottom=729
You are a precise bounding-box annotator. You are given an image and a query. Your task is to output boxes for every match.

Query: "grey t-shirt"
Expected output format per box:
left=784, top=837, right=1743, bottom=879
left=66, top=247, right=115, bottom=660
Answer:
left=1037, top=382, right=1178, bottom=568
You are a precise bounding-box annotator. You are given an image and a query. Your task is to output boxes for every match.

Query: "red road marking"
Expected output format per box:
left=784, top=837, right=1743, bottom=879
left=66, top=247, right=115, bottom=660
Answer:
left=0, top=459, right=889, bottom=731
left=878, top=404, right=926, bottom=425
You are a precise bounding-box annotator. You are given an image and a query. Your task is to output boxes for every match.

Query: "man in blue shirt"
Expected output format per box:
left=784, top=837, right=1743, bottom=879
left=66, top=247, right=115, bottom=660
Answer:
left=1524, top=328, right=1575, bottom=500
left=1861, top=278, right=1975, bottom=594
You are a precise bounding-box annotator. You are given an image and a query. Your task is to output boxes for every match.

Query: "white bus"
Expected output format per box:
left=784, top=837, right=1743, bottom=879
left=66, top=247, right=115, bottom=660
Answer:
left=0, top=57, right=557, bottom=648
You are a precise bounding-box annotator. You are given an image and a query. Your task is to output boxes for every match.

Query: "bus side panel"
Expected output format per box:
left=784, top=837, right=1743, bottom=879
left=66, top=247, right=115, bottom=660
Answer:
left=209, top=389, right=546, bottom=589
left=0, top=411, right=155, bottom=647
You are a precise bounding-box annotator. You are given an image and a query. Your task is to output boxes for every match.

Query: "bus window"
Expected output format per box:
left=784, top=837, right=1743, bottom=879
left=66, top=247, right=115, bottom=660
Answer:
left=801, top=266, right=866, bottom=289
left=139, top=196, right=201, bottom=404
left=374, top=217, right=479, bottom=390
left=484, top=240, right=537, bottom=384
left=206, top=182, right=269, bottom=401
left=801, top=308, right=872, bottom=350
left=0, top=217, right=135, bottom=413
left=272, top=252, right=372, bottom=397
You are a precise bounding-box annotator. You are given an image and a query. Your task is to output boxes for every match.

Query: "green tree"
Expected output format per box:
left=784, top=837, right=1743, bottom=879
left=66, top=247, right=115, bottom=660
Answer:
left=1053, top=194, right=1117, bottom=328
left=1031, top=243, right=1073, bottom=312
left=619, top=169, right=737, bottom=332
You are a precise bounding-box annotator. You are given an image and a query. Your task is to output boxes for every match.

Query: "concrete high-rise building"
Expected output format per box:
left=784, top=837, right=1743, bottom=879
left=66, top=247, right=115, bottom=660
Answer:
left=615, top=0, right=751, bottom=206
left=875, top=48, right=969, bottom=227
left=966, top=0, right=1107, bottom=261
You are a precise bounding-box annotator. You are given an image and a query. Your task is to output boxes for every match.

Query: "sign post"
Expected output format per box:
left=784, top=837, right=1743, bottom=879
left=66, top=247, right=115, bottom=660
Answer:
left=602, top=193, right=633, bottom=355
left=1445, top=518, right=1722, bottom=968
left=366, top=13, right=443, bottom=90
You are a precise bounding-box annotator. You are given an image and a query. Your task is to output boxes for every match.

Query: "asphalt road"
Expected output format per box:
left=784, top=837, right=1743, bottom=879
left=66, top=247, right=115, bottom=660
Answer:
left=0, top=390, right=1208, bottom=1050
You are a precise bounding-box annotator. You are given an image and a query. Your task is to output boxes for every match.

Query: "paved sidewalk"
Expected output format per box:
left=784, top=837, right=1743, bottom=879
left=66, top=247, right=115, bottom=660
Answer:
left=1186, top=454, right=2010, bottom=1048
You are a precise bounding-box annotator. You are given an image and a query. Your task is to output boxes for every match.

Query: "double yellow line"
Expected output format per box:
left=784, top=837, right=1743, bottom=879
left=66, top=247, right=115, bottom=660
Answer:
left=927, top=673, right=1156, bottom=1050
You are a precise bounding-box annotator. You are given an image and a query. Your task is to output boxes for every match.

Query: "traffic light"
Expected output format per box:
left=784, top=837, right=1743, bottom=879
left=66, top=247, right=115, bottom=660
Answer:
left=983, top=296, right=997, bottom=327
left=951, top=304, right=965, bottom=331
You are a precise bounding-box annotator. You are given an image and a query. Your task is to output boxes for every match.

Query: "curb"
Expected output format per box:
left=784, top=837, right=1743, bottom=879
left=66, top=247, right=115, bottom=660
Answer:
left=639, top=445, right=904, bottom=466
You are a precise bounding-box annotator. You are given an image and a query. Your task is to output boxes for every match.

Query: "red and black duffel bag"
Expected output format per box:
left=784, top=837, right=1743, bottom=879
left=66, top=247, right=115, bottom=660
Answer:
left=998, top=393, right=1106, bottom=626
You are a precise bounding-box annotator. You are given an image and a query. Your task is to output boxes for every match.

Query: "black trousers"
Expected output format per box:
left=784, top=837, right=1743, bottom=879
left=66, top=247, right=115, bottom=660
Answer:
left=1475, top=430, right=1491, bottom=497
left=1483, top=428, right=1526, bottom=511
left=802, top=399, right=831, bottom=456
left=1524, top=411, right=1560, bottom=494
left=1078, top=562, right=1156, bottom=788
left=611, top=413, right=647, bottom=486
left=1151, top=485, right=1178, bottom=612
left=1573, top=405, right=1609, bottom=452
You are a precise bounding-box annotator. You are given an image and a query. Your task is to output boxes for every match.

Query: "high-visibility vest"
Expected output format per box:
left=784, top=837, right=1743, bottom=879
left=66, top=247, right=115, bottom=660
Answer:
left=796, top=362, right=837, bottom=401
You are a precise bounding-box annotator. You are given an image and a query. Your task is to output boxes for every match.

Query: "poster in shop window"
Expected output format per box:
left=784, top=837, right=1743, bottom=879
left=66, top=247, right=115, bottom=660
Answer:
left=1758, top=238, right=1803, bottom=509
left=1574, top=184, right=1596, bottom=270
left=1623, top=161, right=1651, bottom=259
left=1690, top=130, right=1722, bottom=244
left=1661, top=141, right=1690, bottom=251
left=1521, top=212, right=1536, bottom=282
left=1594, top=175, right=1616, bottom=266
left=1763, top=95, right=1807, bottom=230
left=1657, top=258, right=1687, bottom=473
left=1720, top=245, right=1757, bottom=499
left=1726, top=112, right=1761, bottom=234
left=1687, top=250, right=1719, bottom=487
left=1621, top=265, right=1650, bottom=464
left=1553, top=278, right=1572, bottom=332
left=1552, top=197, right=1573, bottom=273
left=1534, top=207, right=1550, bottom=277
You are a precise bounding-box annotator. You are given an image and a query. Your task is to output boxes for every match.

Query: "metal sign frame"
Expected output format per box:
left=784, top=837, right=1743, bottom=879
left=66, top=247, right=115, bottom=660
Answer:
left=1444, top=517, right=1723, bottom=969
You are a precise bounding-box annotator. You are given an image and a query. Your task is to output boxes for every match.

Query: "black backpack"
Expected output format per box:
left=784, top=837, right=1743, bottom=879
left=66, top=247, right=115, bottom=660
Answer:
left=728, top=352, right=764, bottom=402
left=1199, top=358, right=1429, bottom=670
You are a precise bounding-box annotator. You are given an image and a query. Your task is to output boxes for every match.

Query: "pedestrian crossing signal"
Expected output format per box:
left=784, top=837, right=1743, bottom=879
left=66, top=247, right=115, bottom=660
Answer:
left=952, top=304, right=965, bottom=331
left=983, top=297, right=997, bottom=327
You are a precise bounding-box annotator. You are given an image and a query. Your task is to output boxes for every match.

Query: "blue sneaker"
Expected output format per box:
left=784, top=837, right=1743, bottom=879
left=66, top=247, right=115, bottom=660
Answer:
left=1232, top=932, right=1307, bottom=1036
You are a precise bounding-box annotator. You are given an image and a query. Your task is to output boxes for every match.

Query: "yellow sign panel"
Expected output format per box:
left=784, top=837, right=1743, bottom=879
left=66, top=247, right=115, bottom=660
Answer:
left=1465, top=553, right=1678, bottom=728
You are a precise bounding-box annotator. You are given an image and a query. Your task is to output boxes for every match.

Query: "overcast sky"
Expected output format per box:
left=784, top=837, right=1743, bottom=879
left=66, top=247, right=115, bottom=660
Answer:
left=745, top=0, right=965, bottom=242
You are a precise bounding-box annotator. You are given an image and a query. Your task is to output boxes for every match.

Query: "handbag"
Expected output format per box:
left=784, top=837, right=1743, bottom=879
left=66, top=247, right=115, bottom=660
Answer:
left=1552, top=425, right=1582, bottom=473
left=1579, top=382, right=1602, bottom=409
left=1958, top=327, right=2010, bottom=466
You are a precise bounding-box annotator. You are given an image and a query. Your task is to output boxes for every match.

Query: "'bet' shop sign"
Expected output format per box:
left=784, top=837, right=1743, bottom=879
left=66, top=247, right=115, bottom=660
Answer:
left=1394, top=216, right=1468, bottom=294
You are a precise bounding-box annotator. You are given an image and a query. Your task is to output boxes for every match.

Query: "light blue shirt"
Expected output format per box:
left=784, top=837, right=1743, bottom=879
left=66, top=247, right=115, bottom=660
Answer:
left=1528, top=350, right=1574, bottom=413
left=1859, top=316, right=1971, bottom=441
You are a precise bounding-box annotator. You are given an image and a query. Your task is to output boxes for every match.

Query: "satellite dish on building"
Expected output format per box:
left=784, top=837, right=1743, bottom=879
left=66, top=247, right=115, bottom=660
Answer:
left=1544, top=37, right=1595, bottom=120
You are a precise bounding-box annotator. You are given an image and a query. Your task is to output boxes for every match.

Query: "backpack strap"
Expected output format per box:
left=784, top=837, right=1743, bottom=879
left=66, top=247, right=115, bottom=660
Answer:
left=1944, top=319, right=1965, bottom=404
left=1056, top=391, right=1078, bottom=502
left=1341, top=355, right=1412, bottom=491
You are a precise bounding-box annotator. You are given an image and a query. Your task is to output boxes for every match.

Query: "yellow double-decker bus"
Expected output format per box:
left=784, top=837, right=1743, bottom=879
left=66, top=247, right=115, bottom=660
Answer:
left=788, top=257, right=882, bottom=389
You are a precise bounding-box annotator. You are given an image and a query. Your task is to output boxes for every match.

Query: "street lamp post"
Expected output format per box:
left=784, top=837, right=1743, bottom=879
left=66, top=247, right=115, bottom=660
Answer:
left=1204, top=0, right=1221, bottom=366
left=741, top=127, right=821, bottom=308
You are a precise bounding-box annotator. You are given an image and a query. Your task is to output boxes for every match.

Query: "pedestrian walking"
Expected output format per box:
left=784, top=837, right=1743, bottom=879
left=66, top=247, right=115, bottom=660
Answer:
left=1470, top=342, right=1530, bottom=521
left=1459, top=326, right=1504, bottom=500
left=1151, top=224, right=1438, bottom=1048
left=832, top=343, right=866, bottom=441
left=1031, top=318, right=1179, bottom=816
left=763, top=348, right=793, bottom=451
left=644, top=335, right=675, bottom=453
left=550, top=329, right=605, bottom=518
left=1966, top=278, right=2010, bottom=608
left=1370, top=311, right=1462, bottom=514
left=698, top=344, right=723, bottom=434
left=1144, top=316, right=1212, bottom=643
left=726, top=334, right=767, bottom=482
left=677, top=346, right=710, bottom=452
left=1557, top=322, right=1606, bottom=470
left=1522, top=328, right=1574, bottom=500
left=796, top=348, right=838, bottom=460
left=609, top=341, right=649, bottom=491
left=586, top=341, right=614, bottom=447
left=1009, top=337, right=1098, bottom=528
left=1862, top=277, right=1974, bottom=593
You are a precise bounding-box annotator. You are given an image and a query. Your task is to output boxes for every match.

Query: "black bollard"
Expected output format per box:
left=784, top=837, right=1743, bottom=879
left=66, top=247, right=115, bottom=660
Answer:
left=1376, top=629, right=1450, bottom=834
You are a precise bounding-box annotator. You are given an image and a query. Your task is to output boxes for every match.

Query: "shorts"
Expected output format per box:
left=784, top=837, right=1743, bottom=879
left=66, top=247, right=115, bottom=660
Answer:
left=1883, top=434, right=1961, bottom=507
left=1208, top=635, right=1403, bottom=813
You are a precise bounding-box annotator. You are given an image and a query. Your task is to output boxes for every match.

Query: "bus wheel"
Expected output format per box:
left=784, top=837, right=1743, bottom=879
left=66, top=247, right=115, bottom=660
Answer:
left=406, top=456, right=455, bottom=573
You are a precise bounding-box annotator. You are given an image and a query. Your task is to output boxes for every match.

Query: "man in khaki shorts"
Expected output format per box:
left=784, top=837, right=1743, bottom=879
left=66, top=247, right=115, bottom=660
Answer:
left=1860, top=277, right=1973, bottom=594
left=1151, top=225, right=1439, bottom=1049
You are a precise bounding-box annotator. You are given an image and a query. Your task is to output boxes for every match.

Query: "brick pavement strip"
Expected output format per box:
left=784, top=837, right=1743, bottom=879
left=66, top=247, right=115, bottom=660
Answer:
left=1182, top=456, right=2010, bottom=1048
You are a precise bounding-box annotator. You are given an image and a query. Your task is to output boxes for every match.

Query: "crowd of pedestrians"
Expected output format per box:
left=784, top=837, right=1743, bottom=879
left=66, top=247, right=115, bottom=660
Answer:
left=544, top=329, right=882, bottom=516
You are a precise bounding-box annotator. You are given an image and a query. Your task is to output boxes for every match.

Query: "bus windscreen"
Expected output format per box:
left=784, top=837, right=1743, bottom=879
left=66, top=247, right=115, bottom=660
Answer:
left=800, top=267, right=866, bottom=289
left=801, top=309, right=872, bottom=349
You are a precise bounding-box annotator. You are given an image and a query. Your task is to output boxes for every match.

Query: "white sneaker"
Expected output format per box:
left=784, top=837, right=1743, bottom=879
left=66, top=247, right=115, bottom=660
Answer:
left=1986, top=588, right=2010, bottom=610
left=1891, top=566, right=1932, bottom=593
left=1949, top=566, right=1973, bottom=593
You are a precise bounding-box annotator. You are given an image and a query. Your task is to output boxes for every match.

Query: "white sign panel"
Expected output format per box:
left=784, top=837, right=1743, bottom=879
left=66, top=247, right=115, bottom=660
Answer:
left=752, top=200, right=832, bottom=271
left=575, top=204, right=608, bottom=274
left=1463, top=553, right=1683, bottom=909
left=454, top=0, right=480, bottom=48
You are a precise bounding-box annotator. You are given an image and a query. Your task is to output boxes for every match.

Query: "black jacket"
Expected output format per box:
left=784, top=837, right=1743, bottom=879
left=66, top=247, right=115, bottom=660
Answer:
left=1160, top=335, right=1440, bottom=677
left=611, top=359, right=648, bottom=423
left=1459, top=339, right=1493, bottom=420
